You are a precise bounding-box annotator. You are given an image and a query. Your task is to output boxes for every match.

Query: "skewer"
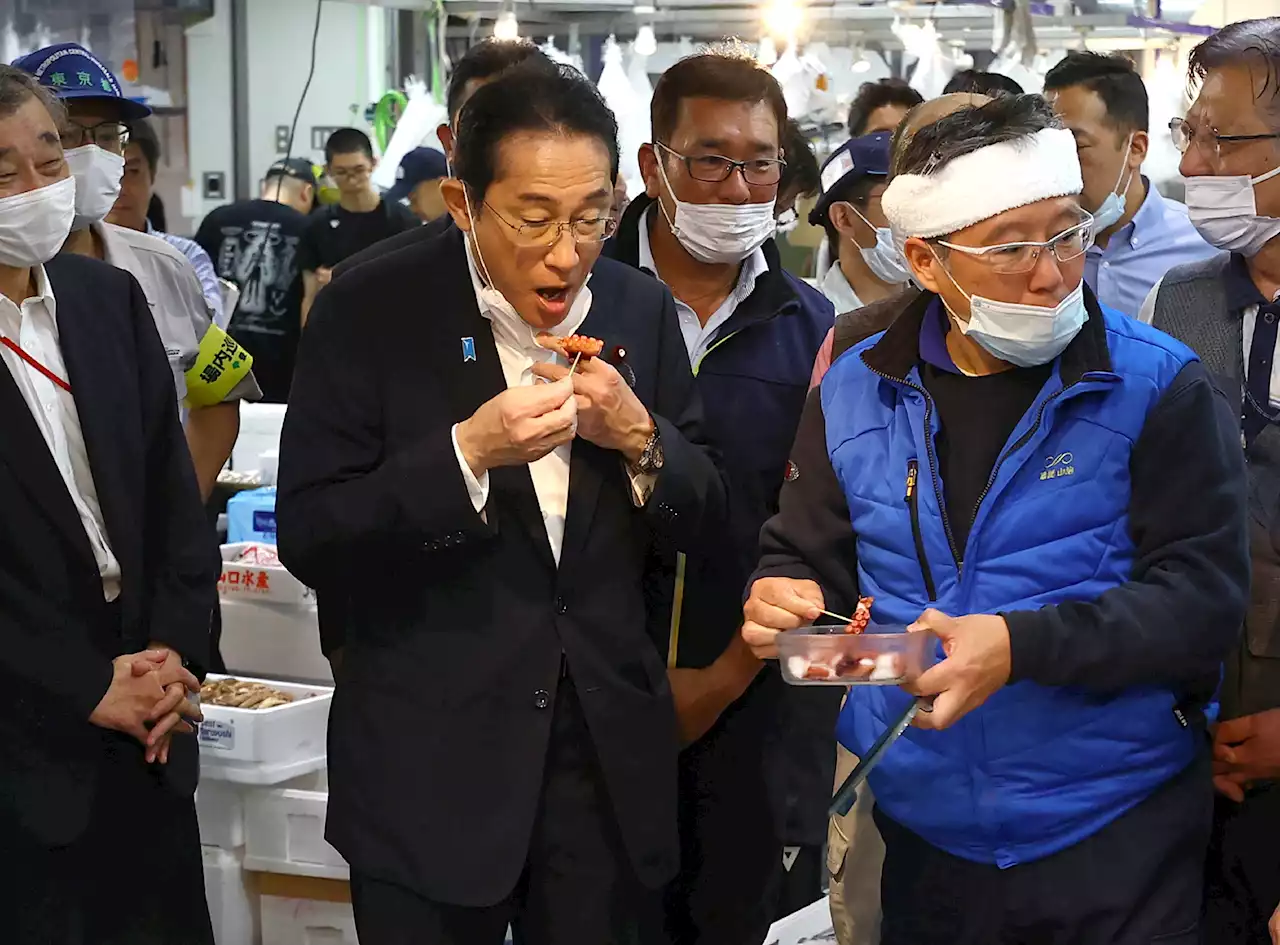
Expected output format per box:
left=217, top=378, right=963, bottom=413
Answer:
left=567, top=351, right=583, bottom=376
left=815, top=606, right=854, bottom=624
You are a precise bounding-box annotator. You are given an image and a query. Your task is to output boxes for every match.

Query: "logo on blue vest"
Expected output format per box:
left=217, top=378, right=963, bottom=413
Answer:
left=462, top=337, right=476, bottom=362
left=1040, top=451, right=1075, bottom=481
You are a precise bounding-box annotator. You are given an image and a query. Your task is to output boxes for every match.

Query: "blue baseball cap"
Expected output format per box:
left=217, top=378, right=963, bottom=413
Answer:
left=809, top=131, right=891, bottom=226
left=385, top=147, right=449, bottom=202
left=13, top=43, right=151, bottom=122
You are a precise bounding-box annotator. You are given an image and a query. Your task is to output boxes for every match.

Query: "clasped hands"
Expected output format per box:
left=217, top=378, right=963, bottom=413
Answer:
left=741, top=577, right=1012, bottom=730
left=89, top=645, right=203, bottom=765
left=455, top=358, right=653, bottom=478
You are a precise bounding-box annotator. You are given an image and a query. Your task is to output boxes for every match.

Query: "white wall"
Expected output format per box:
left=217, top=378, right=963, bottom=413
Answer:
left=185, top=1, right=235, bottom=222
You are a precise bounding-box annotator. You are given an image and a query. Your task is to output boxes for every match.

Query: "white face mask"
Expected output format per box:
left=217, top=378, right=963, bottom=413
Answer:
left=1091, top=132, right=1135, bottom=233
left=64, top=144, right=124, bottom=230
left=654, top=150, right=776, bottom=264
left=937, top=252, right=1087, bottom=368
left=846, top=203, right=912, bottom=285
left=1185, top=162, right=1280, bottom=256
left=0, top=176, right=77, bottom=268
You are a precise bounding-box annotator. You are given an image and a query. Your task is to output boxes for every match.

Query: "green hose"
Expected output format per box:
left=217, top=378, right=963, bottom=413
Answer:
left=372, top=90, right=408, bottom=153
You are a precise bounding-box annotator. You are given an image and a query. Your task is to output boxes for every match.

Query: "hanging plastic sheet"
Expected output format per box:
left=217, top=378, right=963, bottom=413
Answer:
left=371, top=77, right=448, bottom=193
left=597, top=37, right=647, bottom=198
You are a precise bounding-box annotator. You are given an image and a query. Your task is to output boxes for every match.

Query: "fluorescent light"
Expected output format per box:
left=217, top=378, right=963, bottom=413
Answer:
left=494, top=10, right=519, bottom=41
left=634, top=24, right=657, bottom=56
left=762, top=0, right=804, bottom=43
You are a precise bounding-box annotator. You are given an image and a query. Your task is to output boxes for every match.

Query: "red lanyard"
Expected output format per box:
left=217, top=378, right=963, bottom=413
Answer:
left=0, top=336, right=71, bottom=393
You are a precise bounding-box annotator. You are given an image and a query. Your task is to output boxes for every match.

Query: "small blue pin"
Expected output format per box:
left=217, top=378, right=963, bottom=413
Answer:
left=461, top=337, right=476, bottom=362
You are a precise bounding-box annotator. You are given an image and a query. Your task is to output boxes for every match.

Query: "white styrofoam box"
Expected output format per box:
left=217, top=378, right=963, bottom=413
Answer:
left=232, top=403, right=288, bottom=472
left=199, top=674, right=332, bottom=785
left=204, top=845, right=261, bottom=945
left=220, top=543, right=314, bottom=609
left=260, top=895, right=357, bottom=945
left=197, top=770, right=329, bottom=850
left=244, top=785, right=349, bottom=881
left=764, top=895, right=835, bottom=945
left=220, top=596, right=331, bottom=686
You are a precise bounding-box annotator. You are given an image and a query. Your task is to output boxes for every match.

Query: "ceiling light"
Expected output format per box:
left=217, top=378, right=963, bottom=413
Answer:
left=762, top=0, right=804, bottom=44
left=494, top=10, right=519, bottom=41
left=757, top=35, right=778, bottom=66
left=635, top=24, right=657, bottom=56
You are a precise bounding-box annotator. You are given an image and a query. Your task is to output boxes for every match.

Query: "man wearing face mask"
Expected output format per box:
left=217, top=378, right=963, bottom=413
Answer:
left=1043, top=51, right=1216, bottom=318
left=0, top=64, right=218, bottom=944
left=1142, top=19, right=1280, bottom=944
left=276, top=61, right=723, bottom=945
left=605, top=49, right=836, bottom=943
left=15, top=43, right=259, bottom=503
left=742, top=94, right=1250, bottom=943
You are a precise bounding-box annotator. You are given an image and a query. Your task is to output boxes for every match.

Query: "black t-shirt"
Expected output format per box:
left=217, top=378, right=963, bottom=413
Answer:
left=921, top=358, right=1053, bottom=557
left=297, top=199, right=420, bottom=273
left=195, top=198, right=309, bottom=403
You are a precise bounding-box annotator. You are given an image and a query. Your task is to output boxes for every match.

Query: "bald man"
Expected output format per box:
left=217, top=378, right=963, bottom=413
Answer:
left=819, top=93, right=991, bottom=945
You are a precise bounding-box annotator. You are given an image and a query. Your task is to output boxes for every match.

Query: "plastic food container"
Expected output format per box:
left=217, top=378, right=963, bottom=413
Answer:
left=198, top=674, right=333, bottom=785
left=778, top=625, right=938, bottom=686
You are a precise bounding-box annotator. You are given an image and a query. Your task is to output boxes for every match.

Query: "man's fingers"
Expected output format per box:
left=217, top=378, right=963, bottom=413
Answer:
left=741, top=621, right=780, bottom=659
left=907, top=660, right=955, bottom=699
left=1213, top=774, right=1246, bottom=803
left=146, top=711, right=183, bottom=747
left=908, top=608, right=953, bottom=634
left=147, top=683, right=185, bottom=723
left=1215, top=715, right=1254, bottom=745
left=744, top=597, right=813, bottom=632
left=913, top=690, right=961, bottom=730
left=531, top=361, right=570, bottom=382
left=177, top=696, right=203, bottom=724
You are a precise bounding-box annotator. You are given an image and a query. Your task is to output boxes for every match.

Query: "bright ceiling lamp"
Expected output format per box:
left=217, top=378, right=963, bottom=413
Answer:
left=634, top=24, right=657, bottom=56
left=494, top=9, right=520, bottom=41
left=762, top=0, right=804, bottom=45
left=757, top=35, right=778, bottom=66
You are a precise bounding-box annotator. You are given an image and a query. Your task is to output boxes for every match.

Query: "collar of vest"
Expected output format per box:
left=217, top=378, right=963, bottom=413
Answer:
left=860, top=282, right=1114, bottom=385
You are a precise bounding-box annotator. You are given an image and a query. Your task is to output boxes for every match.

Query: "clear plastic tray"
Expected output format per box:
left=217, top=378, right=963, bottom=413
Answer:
left=778, top=624, right=937, bottom=686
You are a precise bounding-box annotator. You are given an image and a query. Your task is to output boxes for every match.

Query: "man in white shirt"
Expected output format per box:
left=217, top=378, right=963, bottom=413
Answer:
left=0, top=64, right=218, bottom=944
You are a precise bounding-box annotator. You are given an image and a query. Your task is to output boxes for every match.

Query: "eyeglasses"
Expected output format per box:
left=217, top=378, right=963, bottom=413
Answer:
left=937, top=216, right=1094, bottom=275
left=328, top=166, right=372, bottom=182
left=483, top=202, right=619, bottom=247
left=1169, top=117, right=1280, bottom=161
left=656, top=142, right=786, bottom=186
left=61, top=119, right=129, bottom=152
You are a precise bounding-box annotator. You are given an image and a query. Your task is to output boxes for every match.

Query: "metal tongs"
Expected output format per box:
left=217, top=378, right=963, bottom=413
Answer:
left=829, top=695, right=933, bottom=817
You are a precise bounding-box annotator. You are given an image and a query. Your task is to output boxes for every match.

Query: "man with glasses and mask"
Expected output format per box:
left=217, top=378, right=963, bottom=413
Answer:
left=605, top=48, right=835, bottom=942
left=1143, top=19, right=1280, bottom=944
left=299, top=127, right=418, bottom=324
left=743, top=93, right=1250, bottom=943
left=1044, top=51, right=1215, bottom=317
left=276, top=60, right=722, bottom=945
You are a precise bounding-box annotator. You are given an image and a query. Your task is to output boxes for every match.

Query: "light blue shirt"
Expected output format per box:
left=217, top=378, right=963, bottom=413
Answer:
left=147, top=221, right=223, bottom=315
left=1084, top=180, right=1218, bottom=318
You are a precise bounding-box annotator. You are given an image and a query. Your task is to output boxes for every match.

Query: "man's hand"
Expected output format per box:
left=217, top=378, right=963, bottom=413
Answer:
left=668, top=636, right=762, bottom=746
left=1269, top=900, right=1279, bottom=945
left=89, top=650, right=199, bottom=747
left=907, top=610, right=1011, bottom=731
left=531, top=359, right=653, bottom=463
left=142, top=646, right=204, bottom=765
left=455, top=377, right=577, bottom=478
left=1212, top=707, right=1280, bottom=802
left=315, top=266, right=333, bottom=287
left=741, top=577, right=825, bottom=659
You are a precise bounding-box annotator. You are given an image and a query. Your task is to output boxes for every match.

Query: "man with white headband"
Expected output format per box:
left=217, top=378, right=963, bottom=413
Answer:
left=742, top=94, right=1250, bottom=942
left=1142, top=18, right=1280, bottom=944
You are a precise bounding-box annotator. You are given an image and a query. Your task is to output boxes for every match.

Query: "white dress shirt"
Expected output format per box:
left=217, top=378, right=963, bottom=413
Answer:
left=818, top=262, right=865, bottom=316
left=0, top=266, right=121, bottom=599
left=637, top=206, right=768, bottom=368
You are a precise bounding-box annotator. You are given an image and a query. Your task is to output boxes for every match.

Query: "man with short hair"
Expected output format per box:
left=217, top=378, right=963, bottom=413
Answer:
left=331, top=40, right=550, bottom=281
left=195, top=158, right=317, bottom=402
left=299, top=127, right=418, bottom=324
left=744, top=93, right=1249, bottom=943
left=0, top=62, right=216, bottom=945
left=386, top=146, right=449, bottom=223
left=1142, top=19, right=1280, bottom=944
left=606, top=49, right=836, bottom=942
left=1045, top=50, right=1217, bottom=317
left=941, top=69, right=1023, bottom=96
left=847, top=77, right=922, bottom=139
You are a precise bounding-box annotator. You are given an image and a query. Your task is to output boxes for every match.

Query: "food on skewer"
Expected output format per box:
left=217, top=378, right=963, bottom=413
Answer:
left=844, top=596, right=875, bottom=634
left=535, top=332, right=605, bottom=360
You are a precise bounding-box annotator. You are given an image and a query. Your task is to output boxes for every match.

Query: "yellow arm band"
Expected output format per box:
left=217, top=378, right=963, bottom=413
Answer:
left=185, top=324, right=253, bottom=407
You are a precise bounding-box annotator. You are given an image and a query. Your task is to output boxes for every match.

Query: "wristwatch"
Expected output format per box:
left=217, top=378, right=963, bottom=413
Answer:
left=635, top=421, right=664, bottom=475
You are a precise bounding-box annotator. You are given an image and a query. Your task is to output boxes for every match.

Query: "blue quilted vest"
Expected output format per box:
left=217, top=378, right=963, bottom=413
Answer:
left=823, top=296, right=1201, bottom=867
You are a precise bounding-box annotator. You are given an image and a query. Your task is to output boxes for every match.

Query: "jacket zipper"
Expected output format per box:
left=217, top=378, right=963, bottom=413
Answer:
left=905, top=460, right=938, bottom=601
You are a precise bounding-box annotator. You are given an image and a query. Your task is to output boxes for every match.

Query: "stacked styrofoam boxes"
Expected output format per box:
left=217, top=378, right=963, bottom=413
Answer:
left=196, top=675, right=333, bottom=945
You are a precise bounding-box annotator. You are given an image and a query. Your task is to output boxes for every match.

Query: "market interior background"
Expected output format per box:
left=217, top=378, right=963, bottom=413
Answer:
left=5, top=0, right=1264, bottom=941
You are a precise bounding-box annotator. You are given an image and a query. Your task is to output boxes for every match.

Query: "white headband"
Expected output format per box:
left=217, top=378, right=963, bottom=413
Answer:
left=882, top=127, right=1082, bottom=240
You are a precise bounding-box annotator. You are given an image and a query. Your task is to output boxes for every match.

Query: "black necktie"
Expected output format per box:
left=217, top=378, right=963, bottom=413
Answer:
left=1244, top=302, right=1280, bottom=447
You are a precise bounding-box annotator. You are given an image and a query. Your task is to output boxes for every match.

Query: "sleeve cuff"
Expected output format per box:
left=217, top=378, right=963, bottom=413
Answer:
left=624, top=462, right=656, bottom=507
left=1003, top=608, right=1049, bottom=685
left=451, top=423, right=489, bottom=514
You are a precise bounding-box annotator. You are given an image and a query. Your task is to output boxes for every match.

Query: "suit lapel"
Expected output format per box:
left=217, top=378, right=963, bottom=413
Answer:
left=558, top=294, right=610, bottom=571
left=436, top=232, right=556, bottom=570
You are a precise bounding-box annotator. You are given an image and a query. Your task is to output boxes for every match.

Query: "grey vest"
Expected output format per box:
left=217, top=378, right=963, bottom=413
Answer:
left=1153, top=254, right=1280, bottom=718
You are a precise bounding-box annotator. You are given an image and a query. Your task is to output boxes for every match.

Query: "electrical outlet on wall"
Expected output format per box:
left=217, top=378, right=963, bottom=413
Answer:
left=275, top=125, right=290, bottom=153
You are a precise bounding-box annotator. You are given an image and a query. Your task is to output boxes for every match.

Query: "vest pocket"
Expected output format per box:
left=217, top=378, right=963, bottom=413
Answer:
left=906, top=460, right=938, bottom=602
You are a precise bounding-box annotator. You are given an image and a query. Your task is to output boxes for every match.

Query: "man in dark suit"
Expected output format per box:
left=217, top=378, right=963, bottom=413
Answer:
left=276, top=61, right=723, bottom=945
left=0, top=66, right=216, bottom=944
left=330, top=39, right=549, bottom=282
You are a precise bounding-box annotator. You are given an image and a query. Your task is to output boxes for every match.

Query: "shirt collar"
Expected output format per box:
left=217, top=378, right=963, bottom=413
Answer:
left=1223, top=251, right=1280, bottom=311
left=819, top=263, right=863, bottom=315
left=1122, top=176, right=1165, bottom=250
left=919, top=298, right=959, bottom=373
left=637, top=205, right=769, bottom=307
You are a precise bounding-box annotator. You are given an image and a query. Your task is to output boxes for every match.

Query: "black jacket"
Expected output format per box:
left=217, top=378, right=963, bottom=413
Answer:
left=276, top=227, right=725, bottom=905
left=1, top=253, right=217, bottom=848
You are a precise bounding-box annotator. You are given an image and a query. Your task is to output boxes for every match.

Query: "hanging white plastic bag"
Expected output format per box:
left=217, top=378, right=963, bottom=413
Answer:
left=598, top=37, right=647, bottom=198
left=371, top=77, right=447, bottom=192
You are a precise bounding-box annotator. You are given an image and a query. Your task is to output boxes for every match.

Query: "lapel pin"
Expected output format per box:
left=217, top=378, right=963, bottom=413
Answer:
left=462, top=337, right=477, bottom=362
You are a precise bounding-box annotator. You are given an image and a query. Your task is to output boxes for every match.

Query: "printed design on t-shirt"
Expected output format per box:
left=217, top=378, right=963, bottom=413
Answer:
left=215, top=220, right=300, bottom=333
